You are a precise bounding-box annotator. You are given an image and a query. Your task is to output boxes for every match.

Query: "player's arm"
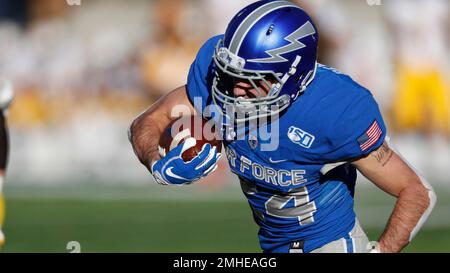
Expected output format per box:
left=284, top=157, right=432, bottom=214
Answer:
left=0, top=79, right=14, bottom=246
left=351, top=139, right=437, bottom=253
left=0, top=112, right=8, bottom=175
left=0, top=111, right=8, bottom=245
left=129, top=86, right=220, bottom=185
left=129, top=85, right=195, bottom=171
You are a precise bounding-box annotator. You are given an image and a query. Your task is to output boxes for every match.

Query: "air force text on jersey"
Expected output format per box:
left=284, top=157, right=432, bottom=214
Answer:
left=227, top=146, right=306, bottom=187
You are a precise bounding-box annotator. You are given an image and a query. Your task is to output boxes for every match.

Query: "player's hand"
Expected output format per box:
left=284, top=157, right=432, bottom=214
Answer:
left=150, top=137, right=221, bottom=185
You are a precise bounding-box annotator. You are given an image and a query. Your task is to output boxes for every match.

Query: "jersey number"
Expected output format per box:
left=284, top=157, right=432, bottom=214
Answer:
left=240, top=179, right=316, bottom=225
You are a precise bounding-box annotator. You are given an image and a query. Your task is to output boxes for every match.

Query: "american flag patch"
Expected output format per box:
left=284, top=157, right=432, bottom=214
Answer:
left=357, top=120, right=383, bottom=151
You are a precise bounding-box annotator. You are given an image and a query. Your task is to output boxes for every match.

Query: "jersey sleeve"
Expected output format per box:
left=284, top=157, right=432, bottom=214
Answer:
left=186, top=35, right=223, bottom=115
left=327, top=91, right=387, bottom=161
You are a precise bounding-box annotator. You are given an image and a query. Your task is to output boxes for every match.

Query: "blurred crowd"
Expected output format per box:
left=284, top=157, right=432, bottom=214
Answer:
left=0, top=0, right=448, bottom=186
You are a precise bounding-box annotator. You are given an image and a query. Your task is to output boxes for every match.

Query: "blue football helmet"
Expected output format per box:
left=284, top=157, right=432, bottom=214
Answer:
left=212, top=0, right=319, bottom=122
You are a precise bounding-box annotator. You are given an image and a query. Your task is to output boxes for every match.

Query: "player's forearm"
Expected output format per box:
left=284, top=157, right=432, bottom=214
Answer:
left=378, top=183, right=431, bottom=252
left=129, top=87, right=196, bottom=171
left=129, top=111, right=164, bottom=171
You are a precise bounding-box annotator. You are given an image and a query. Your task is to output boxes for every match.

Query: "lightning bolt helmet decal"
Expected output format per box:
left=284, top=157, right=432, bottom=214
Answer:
left=247, top=21, right=316, bottom=63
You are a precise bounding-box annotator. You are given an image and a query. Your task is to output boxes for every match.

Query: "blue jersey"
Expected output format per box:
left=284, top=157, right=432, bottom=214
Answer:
left=186, top=35, right=387, bottom=253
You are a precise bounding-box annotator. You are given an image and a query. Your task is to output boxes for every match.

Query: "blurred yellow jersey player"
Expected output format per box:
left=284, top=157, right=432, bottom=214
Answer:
left=386, top=0, right=450, bottom=136
left=0, top=79, right=14, bottom=247
left=392, top=66, right=449, bottom=135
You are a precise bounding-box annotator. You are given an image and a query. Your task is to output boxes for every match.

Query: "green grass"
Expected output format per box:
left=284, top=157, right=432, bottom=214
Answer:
left=1, top=199, right=259, bottom=253
left=1, top=198, right=449, bottom=253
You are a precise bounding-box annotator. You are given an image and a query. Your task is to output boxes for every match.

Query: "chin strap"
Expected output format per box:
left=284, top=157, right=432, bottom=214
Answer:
left=291, top=62, right=318, bottom=101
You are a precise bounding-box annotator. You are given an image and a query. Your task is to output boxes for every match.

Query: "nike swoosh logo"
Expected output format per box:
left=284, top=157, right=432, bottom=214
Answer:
left=165, top=167, right=190, bottom=181
left=269, top=157, right=288, bottom=164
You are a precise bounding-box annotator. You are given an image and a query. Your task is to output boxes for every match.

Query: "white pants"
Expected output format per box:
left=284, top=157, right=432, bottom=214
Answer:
left=310, top=219, right=370, bottom=253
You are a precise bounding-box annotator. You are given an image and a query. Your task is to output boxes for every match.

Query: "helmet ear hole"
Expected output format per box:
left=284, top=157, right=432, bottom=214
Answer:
left=266, top=24, right=275, bottom=35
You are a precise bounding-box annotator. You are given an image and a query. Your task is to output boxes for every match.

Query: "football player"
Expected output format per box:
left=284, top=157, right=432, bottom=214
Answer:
left=129, top=0, right=436, bottom=253
left=0, top=79, right=14, bottom=247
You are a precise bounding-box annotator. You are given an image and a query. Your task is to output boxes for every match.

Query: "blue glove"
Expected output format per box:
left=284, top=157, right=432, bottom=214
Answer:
left=151, top=137, right=221, bottom=185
